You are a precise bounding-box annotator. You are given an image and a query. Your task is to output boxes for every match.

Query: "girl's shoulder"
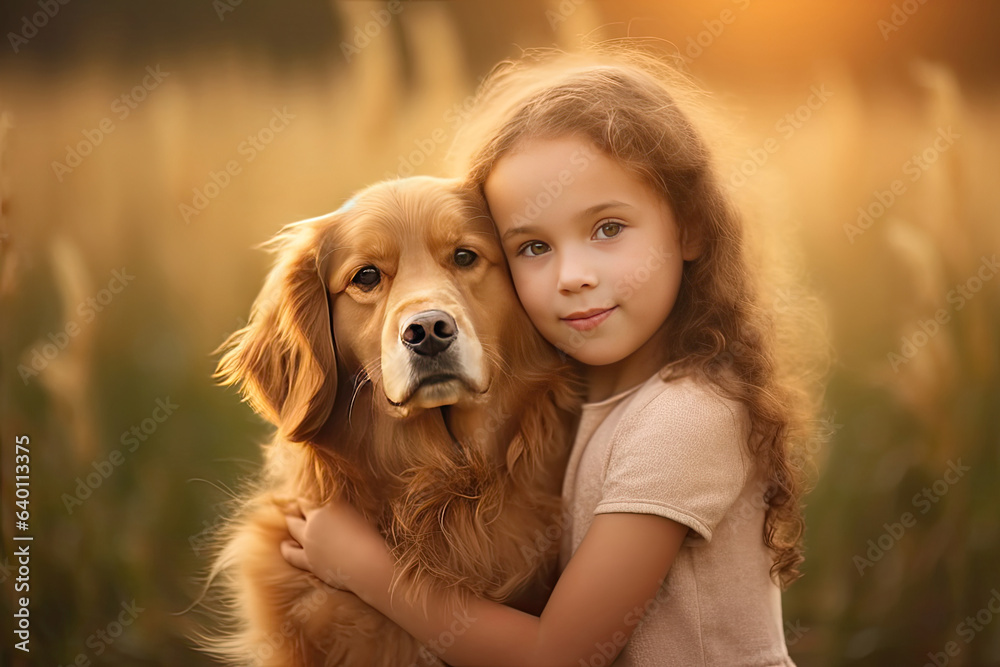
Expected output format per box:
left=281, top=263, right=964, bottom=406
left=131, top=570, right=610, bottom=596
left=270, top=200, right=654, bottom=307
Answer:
left=597, top=369, right=755, bottom=540
left=605, top=369, right=753, bottom=475
left=625, top=369, right=748, bottom=435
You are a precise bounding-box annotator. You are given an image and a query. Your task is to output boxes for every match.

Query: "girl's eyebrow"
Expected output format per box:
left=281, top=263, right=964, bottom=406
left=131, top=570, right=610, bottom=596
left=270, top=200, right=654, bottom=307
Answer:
left=501, top=224, right=539, bottom=242
left=578, top=200, right=631, bottom=219
left=501, top=200, right=632, bottom=242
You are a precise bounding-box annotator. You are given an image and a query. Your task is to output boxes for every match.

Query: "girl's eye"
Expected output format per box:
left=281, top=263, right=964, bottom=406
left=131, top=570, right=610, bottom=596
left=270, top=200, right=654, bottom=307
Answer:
left=518, top=241, right=550, bottom=257
left=454, top=248, right=478, bottom=267
left=351, top=266, right=381, bottom=291
left=595, top=221, right=624, bottom=240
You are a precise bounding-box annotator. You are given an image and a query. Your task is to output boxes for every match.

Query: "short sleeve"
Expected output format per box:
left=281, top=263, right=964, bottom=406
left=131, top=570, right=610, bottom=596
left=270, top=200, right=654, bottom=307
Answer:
left=594, top=381, right=751, bottom=543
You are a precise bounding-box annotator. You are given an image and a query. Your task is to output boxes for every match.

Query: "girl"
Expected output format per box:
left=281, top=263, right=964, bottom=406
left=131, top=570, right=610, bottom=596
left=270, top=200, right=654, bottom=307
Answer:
left=282, top=47, right=824, bottom=666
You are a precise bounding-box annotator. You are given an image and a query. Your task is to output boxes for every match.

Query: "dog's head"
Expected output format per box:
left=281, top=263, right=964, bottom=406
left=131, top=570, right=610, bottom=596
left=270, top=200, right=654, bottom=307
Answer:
left=217, top=176, right=545, bottom=444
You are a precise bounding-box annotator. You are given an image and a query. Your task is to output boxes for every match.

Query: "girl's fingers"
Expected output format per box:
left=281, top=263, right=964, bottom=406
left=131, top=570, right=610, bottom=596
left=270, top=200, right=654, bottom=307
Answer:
left=280, top=497, right=316, bottom=517
left=280, top=539, right=308, bottom=571
left=285, top=513, right=306, bottom=542
left=278, top=498, right=301, bottom=516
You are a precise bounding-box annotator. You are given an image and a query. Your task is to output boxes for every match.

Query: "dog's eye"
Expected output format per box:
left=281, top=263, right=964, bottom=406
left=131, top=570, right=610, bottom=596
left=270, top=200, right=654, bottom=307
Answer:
left=351, top=266, right=381, bottom=290
left=454, top=249, right=478, bottom=267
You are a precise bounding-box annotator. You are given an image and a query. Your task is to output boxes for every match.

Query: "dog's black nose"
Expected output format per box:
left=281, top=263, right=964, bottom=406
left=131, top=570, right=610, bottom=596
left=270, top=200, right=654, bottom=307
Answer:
left=401, top=310, right=457, bottom=356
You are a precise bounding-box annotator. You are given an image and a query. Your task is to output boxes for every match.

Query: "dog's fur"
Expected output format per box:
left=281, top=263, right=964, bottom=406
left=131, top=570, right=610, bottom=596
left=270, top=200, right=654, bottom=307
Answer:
left=193, top=177, right=579, bottom=666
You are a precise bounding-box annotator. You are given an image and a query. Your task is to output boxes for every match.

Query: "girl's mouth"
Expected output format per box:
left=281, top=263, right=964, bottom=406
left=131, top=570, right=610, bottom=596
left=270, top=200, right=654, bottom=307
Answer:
left=562, top=306, right=617, bottom=332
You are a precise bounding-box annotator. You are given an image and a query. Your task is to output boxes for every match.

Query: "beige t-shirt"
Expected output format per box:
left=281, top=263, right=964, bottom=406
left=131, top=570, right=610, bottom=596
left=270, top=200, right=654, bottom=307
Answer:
left=559, top=369, right=795, bottom=666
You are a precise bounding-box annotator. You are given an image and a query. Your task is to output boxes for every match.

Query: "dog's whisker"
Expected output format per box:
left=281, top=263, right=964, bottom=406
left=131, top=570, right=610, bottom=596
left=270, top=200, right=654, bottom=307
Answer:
left=365, top=364, right=387, bottom=423
left=480, top=341, right=513, bottom=376
left=347, top=374, right=368, bottom=427
left=347, top=363, right=381, bottom=426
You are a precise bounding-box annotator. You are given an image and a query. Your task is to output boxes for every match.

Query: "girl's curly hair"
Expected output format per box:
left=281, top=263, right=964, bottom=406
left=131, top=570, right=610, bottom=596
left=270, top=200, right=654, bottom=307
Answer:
left=451, top=44, right=831, bottom=589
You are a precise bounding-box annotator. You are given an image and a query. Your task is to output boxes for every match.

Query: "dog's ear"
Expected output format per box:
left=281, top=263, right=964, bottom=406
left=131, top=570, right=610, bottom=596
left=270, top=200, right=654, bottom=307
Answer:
left=215, top=217, right=338, bottom=443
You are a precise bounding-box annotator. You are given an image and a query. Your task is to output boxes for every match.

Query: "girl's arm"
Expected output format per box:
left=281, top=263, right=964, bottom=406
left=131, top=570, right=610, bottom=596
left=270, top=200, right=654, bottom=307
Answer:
left=282, top=499, right=687, bottom=667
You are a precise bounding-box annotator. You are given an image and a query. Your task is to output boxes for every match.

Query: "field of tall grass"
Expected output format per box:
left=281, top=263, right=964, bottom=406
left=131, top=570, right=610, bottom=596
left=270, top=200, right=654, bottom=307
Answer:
left=2, top=1, right=998, bottom=665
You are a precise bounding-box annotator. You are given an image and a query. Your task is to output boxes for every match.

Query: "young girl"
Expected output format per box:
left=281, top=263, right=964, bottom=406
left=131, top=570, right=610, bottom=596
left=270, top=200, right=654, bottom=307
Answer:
left=282, top=47, right=823, bottom=666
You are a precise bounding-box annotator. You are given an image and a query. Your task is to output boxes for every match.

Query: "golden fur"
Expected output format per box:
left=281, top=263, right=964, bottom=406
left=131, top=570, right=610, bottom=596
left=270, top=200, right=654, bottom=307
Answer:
left=192, top=176, right=579, bottom=666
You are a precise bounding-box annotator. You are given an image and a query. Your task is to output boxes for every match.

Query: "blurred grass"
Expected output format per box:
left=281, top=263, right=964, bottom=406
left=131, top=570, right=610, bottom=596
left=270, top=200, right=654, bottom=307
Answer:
left=1, top=1, right=999, bottom=665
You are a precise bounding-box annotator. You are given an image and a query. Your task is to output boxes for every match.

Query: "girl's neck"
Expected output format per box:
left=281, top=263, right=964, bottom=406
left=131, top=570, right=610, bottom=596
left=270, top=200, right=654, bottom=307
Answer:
left=582, top=320, right=671, bottom=403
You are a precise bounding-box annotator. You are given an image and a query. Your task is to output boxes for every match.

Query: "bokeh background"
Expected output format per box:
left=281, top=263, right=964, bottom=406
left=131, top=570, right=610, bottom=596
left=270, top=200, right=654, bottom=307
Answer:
left=2, top=1, right=999, bottom=665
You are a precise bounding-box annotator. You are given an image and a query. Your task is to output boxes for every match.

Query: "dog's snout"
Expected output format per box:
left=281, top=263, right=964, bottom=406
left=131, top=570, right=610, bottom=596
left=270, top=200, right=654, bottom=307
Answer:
left=401, top=310, right=457, bottom=356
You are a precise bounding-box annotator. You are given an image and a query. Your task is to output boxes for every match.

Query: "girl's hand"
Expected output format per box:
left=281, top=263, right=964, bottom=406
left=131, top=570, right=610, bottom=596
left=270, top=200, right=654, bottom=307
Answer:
left=280, top=497, right=389, bottom=592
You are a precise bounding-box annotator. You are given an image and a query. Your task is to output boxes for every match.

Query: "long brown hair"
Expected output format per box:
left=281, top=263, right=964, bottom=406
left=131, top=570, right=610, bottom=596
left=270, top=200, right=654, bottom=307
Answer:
left=451, top=45, right=830, bottom=589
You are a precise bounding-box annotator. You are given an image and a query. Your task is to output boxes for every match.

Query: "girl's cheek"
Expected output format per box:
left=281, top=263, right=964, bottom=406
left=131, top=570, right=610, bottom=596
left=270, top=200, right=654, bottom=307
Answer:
left=512, top=280, right=537, bottom=315
left=508, top=261, right=530, bottom=292
left=510, top=275, right=546, bottom=320
left=508, top=260, right=554, bottom=320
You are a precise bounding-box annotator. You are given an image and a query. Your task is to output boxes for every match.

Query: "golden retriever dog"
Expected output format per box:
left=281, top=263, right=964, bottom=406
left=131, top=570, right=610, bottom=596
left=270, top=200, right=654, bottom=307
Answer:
left=193, top=176, right=579, bottom=666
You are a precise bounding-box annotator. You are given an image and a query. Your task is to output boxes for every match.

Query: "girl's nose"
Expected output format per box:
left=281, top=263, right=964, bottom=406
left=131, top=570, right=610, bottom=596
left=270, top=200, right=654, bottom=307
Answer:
left=556, top=249, right=599, bottom=293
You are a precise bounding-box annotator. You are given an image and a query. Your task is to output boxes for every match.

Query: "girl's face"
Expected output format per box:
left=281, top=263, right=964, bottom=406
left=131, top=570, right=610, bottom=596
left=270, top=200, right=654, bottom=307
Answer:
left=484, top=135, right=699, bottom=370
